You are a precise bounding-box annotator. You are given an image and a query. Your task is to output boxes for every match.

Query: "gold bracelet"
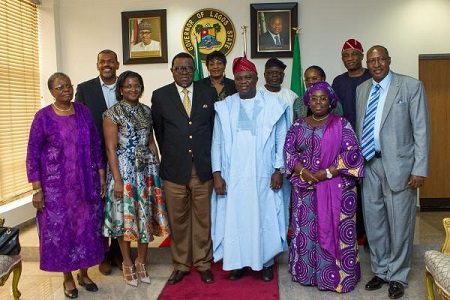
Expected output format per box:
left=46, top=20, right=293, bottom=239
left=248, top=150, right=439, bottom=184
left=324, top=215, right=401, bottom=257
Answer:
left=32, top=188, right=42, bottom=195
left=298, top=167, right=306, bottom=181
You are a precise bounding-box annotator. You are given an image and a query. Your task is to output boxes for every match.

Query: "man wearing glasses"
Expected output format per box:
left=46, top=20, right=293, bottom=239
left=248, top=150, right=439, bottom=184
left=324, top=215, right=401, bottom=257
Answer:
left=151, top=52, right=217, bottom=285
left=356, top=45, right=430, bottom=299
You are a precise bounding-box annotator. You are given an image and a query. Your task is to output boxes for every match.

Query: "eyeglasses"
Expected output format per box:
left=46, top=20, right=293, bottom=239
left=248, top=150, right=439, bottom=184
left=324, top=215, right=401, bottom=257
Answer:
left=52, top=84, right=73, bottom=91
left=173, top=66, right=194, bottom=74
left=310, top=96, right=329, bottom=103
left=367, top=57, right=389, bottom=65
left=139, top=31, right=152, bottom=35
left=122, top=84, right=142, bottom=91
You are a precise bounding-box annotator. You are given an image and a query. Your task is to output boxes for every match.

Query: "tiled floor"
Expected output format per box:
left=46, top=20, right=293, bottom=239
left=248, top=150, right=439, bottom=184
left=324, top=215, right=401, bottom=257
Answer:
left=1, top=210, right=447, bottom=299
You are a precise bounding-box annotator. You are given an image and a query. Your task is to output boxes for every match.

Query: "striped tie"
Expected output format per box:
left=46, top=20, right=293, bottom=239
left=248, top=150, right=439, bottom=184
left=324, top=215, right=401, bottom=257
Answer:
left=361, top=84, right=381, bottom=161
left=182, top=88, right=191, bottom=117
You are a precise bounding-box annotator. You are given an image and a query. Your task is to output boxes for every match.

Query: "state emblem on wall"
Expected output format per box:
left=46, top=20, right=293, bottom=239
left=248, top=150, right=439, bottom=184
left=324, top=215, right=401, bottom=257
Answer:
left=182, top=8, right=236, bottom=61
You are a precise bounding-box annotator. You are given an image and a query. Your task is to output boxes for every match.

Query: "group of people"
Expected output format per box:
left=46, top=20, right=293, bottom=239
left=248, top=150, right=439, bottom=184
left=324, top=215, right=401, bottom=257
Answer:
left=26, top=37, right=429, bottom=300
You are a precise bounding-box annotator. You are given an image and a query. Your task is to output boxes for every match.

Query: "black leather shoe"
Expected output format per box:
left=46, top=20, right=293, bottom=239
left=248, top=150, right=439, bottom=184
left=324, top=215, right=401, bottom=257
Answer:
left=365, top=276, right=387, bottom=290
left=229, top=268, right=247, bottom=281
left=167, top=270, right=189, bottom=285
left=63, top=282, right=78, bottom=299
left=199, top=269, right=214, bottom=284
left=388, top=281, right=404, bottom=299
left=261, top=266, right=274, bottom=282
left=77, top=273, right=98, bottom=292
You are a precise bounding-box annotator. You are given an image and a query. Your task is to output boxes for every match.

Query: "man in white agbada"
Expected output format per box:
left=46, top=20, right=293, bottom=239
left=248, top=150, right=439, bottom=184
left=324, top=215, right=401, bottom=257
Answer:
left=211, top=56, right=290, bottom=282
left=259, top=57, right=298, bottom=124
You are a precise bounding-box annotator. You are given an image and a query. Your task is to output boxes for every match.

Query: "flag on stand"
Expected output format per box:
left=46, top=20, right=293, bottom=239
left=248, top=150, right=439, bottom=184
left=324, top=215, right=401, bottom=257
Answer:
left=194, top=37, right=204, bottom=81
left=259, top=12, right=266, bottom=34
left=290, top=32, right=306, bottom=99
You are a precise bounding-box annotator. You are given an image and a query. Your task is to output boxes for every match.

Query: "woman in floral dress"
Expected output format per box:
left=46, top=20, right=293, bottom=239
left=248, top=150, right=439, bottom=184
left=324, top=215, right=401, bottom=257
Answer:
left=103, top=71, right=169, bottom=287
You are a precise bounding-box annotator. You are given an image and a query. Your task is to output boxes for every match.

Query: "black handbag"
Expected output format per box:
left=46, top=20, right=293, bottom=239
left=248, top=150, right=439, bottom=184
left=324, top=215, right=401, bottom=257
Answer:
left=0, top=226, right=21, bottom=255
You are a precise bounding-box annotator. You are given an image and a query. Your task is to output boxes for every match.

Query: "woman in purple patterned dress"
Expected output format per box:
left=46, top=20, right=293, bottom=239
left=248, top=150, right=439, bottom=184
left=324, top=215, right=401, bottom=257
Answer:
left=27, top=73, right=105, bottom=298
left=284, top=81, right=364, bottom=293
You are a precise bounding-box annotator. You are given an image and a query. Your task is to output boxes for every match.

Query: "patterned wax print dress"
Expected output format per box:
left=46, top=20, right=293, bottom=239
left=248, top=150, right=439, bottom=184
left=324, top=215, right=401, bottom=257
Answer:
left=103, top=101, right=169, bottom=242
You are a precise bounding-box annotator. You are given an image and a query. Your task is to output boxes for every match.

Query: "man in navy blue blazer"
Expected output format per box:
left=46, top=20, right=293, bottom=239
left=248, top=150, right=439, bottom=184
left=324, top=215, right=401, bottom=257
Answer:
left=75, top=49, right=122, bottom=275
left=152, top=52, right=216, bottom=285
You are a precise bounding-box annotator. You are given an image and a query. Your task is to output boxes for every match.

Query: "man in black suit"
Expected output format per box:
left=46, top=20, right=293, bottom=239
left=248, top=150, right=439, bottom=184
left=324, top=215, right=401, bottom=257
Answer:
left=151, top=52, right=216, bottom=285
left=259, top=14, right=289, bottom=48
left=75, top=49, right=122, bottom=275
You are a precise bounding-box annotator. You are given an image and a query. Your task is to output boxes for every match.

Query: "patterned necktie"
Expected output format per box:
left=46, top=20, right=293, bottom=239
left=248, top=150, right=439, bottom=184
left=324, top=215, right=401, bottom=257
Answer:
left=274, top=35, right=281, bottom=45
left=182, top=88, right=191, bottom=117
left=361, top=84, right=381, bottom=161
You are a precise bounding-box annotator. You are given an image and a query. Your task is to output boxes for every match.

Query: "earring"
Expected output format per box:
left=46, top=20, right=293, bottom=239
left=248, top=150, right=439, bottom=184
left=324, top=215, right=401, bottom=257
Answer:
left=329, top=105, right=331, bottom=108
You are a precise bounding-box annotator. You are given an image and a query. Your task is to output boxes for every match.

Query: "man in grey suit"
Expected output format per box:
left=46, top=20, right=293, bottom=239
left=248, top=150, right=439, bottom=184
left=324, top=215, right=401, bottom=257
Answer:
left=356, top=45, right=430, bottom=299
left=75, top=49, right=122, bottom=275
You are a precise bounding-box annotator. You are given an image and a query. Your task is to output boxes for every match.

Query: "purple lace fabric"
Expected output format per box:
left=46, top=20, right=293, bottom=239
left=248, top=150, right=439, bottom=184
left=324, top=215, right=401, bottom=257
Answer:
left=26, top=103, right=105, bottom=272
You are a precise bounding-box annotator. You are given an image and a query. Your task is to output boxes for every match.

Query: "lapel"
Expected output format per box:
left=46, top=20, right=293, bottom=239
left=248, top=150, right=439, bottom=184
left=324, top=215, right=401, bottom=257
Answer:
left=380, top=72, right=400, bottom=129
left=92, top=77, right=108, bottom=111
left=168, top=83, right=189, bottom=119
left=191, top=81, right=210, bottom=118
left=357, top=81, right=372, bottom=136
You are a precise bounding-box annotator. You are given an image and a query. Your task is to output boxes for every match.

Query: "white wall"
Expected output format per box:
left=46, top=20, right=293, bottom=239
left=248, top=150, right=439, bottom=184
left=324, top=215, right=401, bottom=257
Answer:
left=40, top=0, right=450, bottom=106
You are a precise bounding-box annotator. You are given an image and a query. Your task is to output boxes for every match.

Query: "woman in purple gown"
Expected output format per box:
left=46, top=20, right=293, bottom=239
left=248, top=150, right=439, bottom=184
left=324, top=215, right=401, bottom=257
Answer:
left=26, top=73, right=105, bottom=299
left=284, top=81, right=364, bottom=293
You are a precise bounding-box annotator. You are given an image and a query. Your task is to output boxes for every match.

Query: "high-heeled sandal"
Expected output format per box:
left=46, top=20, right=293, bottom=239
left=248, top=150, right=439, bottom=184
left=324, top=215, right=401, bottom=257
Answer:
left=122, top=263, right=138, bottom=287
left=135, top=260, right=151, bottom=284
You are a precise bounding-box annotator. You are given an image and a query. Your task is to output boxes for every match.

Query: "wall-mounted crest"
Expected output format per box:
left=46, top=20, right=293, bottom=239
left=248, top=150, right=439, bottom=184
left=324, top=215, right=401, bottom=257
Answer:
left=182, top=8, right=236, bottom=61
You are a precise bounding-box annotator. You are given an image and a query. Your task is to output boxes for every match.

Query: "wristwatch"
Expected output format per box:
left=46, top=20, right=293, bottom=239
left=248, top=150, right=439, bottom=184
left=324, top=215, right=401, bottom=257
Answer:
left=275, top=168, right=285, bottom=174
left=325, top=168, right=332, bottom=179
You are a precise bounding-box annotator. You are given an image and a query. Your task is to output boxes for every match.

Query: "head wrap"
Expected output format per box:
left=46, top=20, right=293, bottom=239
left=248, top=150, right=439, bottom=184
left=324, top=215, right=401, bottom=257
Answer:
left=341, top=39, right=363, bottom=53
left=138, top=20, right=152, bottom=32
left=303, top=81, right=339, bottom=110
left=232, top=56, right=257, bottom=75
left=265, top=57, right=286, bottom=70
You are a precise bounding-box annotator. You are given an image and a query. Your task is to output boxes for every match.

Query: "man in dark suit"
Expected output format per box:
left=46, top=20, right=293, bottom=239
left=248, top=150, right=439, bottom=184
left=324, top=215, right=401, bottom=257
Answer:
left=356, top=45, right=430, bottom=299
left=151, top=52, right=216, bottom=285
left=75, top=49, right=123, bottom=275
left=259, top=15, right=288, bottom=48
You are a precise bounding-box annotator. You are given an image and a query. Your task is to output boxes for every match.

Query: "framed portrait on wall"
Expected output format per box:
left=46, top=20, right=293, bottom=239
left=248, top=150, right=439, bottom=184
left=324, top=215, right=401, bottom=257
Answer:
left=250, top=2, right=298, bottom=58
left=121, top=9, right=168, bottom=64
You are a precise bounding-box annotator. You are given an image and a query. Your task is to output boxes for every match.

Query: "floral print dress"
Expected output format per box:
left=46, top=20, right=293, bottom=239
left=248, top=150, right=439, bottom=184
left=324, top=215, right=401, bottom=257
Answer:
left=103, top=102, right=169, bottom=242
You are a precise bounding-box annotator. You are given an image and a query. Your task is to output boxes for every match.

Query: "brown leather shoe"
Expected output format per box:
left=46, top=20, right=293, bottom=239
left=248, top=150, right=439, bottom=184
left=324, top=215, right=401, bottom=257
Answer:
left=98, top=258, right=112, bottom=275
left=199, top=269, right=214, bottom=284
left=167, top=270, right=189, bottom=285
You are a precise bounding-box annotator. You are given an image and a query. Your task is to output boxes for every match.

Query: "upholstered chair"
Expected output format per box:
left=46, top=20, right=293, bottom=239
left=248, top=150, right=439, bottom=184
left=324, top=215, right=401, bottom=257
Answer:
left=0, top=217, right=22, bottom=300
left=425, top=217, right=450, bottom=300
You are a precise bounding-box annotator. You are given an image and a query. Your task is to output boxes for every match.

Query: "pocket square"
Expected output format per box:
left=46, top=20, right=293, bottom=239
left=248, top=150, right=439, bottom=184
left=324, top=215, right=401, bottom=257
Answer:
left=203, top=104, right=208, bottom=108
